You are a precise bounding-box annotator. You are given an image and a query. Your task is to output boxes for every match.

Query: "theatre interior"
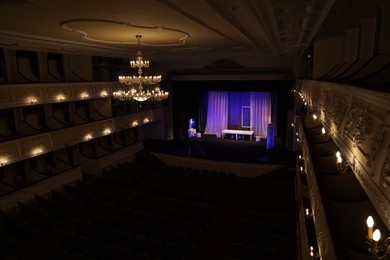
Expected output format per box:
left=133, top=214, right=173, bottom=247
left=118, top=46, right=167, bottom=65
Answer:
left=0, top=0, right=389, bottom=259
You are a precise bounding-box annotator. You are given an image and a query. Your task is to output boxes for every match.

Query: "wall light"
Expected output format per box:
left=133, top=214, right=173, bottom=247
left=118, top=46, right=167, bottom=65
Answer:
left=132, top=121, right=139, bottom=127
left=366, top=216, right=390, bottom=259
left=101, top=90, right=108, bottom=97
left=0, top=160, right=8, bottom=166
left=306, top=208, right=313, bottom=220
left=335, top=151, right=351, bottom=174
left=33, top=147, right=43, bottom=156
left=310, top=246, right=320, bottom=259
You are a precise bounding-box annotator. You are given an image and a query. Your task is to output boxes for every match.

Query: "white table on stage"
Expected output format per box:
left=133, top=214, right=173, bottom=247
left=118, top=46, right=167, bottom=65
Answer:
left=221, top=129, right=254, bottom=141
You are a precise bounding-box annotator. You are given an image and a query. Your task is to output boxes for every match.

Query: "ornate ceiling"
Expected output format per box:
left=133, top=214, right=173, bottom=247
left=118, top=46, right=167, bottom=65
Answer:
left=0, top=0, right=383, bottom=61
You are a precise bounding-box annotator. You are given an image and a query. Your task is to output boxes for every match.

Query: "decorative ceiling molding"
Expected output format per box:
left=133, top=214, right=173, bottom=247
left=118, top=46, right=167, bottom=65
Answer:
left=61, top=19, right=189, bottom=47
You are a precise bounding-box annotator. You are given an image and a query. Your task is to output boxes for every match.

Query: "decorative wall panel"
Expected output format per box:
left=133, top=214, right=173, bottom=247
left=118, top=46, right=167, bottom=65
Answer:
left=298, top=79, right=390, bottom=229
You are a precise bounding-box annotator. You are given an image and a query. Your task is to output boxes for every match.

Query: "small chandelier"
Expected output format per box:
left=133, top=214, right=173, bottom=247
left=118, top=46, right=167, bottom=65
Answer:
left=114, top=35, right=169, bottom=102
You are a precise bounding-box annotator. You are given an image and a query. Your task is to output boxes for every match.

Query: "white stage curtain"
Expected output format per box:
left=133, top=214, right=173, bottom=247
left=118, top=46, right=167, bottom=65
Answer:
left=204, top=91, right=229, bottom=134
left=250, top=92, right=272, bottom=137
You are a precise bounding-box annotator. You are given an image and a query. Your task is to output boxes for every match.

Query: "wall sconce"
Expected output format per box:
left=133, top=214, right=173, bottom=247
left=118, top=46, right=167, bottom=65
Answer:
left=84, top=134, right=92, bottom=141
left=143, top=118, right=150, bottom=123
left=132, top=121, right=138, bottom=127
left=104, top=129, right=111, bottom=135
left=0, top=160, right=8, bottom=166
left=306, top=208, right=313, bottom=220
left=30, top=98, right=37, bottom=104
left=57, top=95, right=65, bottom=101
left=82, top=93, right=89, bottom=99
left=366, top=216, right=390, bottom=259
left=312, top=114, right=318, bottom=120
left=310, top=246, right=320, bottom=259
left=33, top=147, right=43, bottom=156
left=335, top=151, right=350, bottom=174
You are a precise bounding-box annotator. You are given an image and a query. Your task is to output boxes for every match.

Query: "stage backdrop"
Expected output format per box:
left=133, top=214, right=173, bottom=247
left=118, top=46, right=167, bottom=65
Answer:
left=204, top=91, right=274, bottom=138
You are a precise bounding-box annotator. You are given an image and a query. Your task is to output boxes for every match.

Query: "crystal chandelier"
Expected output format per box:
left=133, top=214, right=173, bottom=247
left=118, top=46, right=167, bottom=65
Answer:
left=114, top=35, right=169, bottom=102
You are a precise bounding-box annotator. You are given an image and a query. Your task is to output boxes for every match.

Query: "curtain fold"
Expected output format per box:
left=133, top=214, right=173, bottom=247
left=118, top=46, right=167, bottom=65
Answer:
left=204, top=91, right=229, bottom=134
left=205, top=91, right=272, bottom=138
left=250, top=92, right=272, bottom=138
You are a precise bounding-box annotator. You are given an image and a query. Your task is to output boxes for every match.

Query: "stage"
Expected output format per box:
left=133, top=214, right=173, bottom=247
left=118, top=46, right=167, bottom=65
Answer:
left=143, top=136, right=297, bottom=167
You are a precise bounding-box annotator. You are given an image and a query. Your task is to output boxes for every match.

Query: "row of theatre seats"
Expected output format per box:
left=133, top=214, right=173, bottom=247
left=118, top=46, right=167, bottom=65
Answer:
left=0, top=151, right=226, bottom=260
left=102, top=161, right=152, bottom=186
left=1, top=178, right=203, bottom=259
left=226, top=169, right=298, bottom=260
left=0, top=179, right=106, bottom=259
left=148, top=166, right=236, bottom=203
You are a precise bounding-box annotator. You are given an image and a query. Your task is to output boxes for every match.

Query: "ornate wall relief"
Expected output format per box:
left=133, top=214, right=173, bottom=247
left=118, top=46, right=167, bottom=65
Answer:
left=351, top=109, right=372, bottom=147
left=298, top=79, right=390, bottom=230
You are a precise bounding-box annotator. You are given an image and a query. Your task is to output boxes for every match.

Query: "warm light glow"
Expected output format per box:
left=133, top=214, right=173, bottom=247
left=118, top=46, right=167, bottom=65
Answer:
left=291, top=123, right=294, bottom=127
left=373, top=229, right=381, bottom=241
left=132, top=121, right=138, bottom=127
left=337, top=157, right=342, bottom=164
left=367, top=216, right=374, bottom=228
left=300, top=166, right=303, bottom=172
left=30, top=98, right=37, bottom=104
left=82, top=93, right=89, bottom=98
left=101, top=90, right=108, bottom=97
left=299, top=155, right=302, bottom=159
left=33, top=147, right=43, bottom=156
left=104, top=128, right=111, bottom=135
left=336, top=151, right=341, bottom=158
left=321, top=127, right=326, bottom=134
left=143, top=118, right=150, bottom=123
left=367, top=216, right=374, bottom=239
left=57, top=95, right=65, bottom=101
left=85, top=134, right=92, bottom=141
left=312, top=114, right=317, bottom=120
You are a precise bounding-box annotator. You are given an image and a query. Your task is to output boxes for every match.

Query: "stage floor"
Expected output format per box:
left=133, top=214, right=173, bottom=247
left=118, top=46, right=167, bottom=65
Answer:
left=143, top=136, right=297, bottom=167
